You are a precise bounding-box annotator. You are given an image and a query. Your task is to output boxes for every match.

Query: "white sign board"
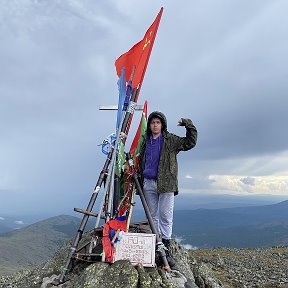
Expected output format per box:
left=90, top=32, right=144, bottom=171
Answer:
left=113, top=233, right=156, bottom=267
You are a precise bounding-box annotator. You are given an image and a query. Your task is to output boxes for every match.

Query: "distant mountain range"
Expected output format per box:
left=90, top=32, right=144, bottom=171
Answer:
left=173, top=200, right=288, bottom=248
left=2, top=194, right=286, bottom=235
left=1, top=200, right=288, bottom=276
left=0, top=215, right=82, bottom=276
left=0, top=214, right=47, bottom=235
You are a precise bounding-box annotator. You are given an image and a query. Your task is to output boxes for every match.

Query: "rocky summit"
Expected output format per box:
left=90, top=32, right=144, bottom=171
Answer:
left=1, top=238, right=288, bottom=288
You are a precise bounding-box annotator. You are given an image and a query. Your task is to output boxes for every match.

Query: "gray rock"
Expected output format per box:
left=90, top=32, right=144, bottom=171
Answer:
left=145, top=267, right=163, bottom=287
left=81, top=260, right=138, bottom=288
left=3, top=236, right=288, bottom=288
left=76, top=262, right=109, bottom=288
left=168, top=239, right=197, bottom=287
left=192, top=262, right=222, bottom=288
left=40, top=274, right=60, bottom=288
left=167, top=270, right=187, bottom=288
left=135, top=264, right=152, bottom=288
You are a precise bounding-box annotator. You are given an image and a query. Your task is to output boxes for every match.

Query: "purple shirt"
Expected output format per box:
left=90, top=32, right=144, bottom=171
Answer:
left=143, top=134, right=163, bottom=179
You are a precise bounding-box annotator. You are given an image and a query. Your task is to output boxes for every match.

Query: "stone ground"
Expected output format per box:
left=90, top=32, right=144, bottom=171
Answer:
left=1, top=239, right=288, bottom=288
left=189, top=246, right=288, bottom=288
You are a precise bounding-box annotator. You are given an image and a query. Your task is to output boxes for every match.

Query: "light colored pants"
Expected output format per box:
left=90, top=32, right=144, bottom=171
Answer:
left=143, top=178, right=174, bottom=239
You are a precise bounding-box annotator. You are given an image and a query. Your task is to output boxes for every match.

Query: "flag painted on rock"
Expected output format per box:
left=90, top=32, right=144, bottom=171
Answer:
left=115, top=7, right=163, bottom=88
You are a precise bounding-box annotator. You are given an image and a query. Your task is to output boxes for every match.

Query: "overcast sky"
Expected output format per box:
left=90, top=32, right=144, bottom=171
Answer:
left=1, top=0, right=288, bottom=215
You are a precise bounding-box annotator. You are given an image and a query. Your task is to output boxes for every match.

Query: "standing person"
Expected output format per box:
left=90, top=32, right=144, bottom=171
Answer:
left=138, top=111, right=197, bottom=266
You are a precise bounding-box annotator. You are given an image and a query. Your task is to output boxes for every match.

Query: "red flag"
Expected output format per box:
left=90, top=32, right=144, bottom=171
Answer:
left=115, top=8, right=163, bottom=88
left=102, top=217, right=127, bottom=262
left=129, top=101, right=148, bottom=167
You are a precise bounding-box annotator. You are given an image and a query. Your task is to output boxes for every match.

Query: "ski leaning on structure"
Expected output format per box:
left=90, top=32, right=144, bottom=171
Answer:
left=52, top=7, right=164, bottom=286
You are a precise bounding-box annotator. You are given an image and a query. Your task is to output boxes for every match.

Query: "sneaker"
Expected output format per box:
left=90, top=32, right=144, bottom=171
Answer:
left=162, top=239, right=176, bottom=267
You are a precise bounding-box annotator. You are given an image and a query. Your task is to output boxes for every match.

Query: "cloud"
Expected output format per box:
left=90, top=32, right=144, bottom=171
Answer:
left=0, top=217, right=4, bottom=220
left=208, top=175, right=288, bottom=195
left=175, top=236, right=198, bottom=250
left=182, top=176, right=216, bottom=190
left=240, top=177, right=256, bottom=186
left=1, top=1, right=288, bottom=215
left=181, top=244, right=198, bottom=250
left=14, top=220, right=24, bottom=225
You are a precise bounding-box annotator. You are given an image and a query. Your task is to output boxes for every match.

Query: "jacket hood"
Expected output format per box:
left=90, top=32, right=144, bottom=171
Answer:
left=147, top=111, right=167, bottom=135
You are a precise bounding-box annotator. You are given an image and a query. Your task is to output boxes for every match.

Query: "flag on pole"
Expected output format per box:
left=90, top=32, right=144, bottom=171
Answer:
left=115, top=140, right=125, bottom=177
left=116, top=68, right=126, bottom=131
left=115, top=7, right=163, bottom=89
left=129, top=101, right=147, bottom=168
left=114, top=8, right=163, bottom=204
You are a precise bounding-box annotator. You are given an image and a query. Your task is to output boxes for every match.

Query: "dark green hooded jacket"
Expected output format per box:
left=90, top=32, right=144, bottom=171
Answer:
left=138, top=111, right=197, bottom=195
